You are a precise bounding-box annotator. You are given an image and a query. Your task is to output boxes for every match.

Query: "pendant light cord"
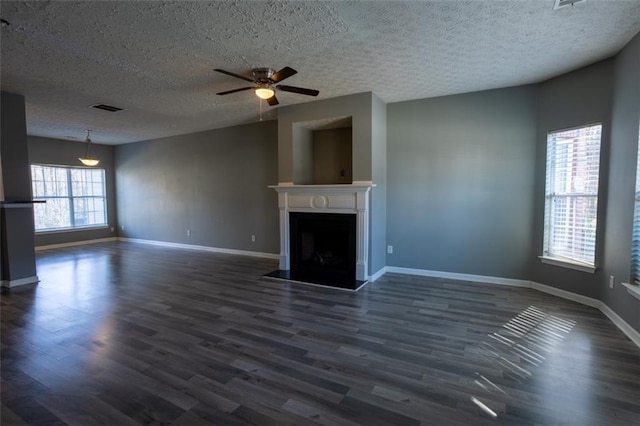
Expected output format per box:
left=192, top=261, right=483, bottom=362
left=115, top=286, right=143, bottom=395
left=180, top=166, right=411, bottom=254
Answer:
left=84, top=130, right=92, bottom=157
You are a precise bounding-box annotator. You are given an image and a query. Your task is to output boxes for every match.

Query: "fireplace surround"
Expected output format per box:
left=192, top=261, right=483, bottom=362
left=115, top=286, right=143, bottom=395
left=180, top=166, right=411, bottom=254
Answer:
left=267, top=183, right=373, bottom=290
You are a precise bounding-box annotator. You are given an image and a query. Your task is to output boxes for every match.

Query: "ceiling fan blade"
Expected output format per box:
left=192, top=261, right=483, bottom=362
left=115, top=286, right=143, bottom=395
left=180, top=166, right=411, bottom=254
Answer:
left=276, top=85, right=319, bottom=97
left=266, top=95, right=279, bottom=106
left=270, top=66, right=297, bottom=83
left=214, top=68, right=254, bottom=83
left=216, top=87, right=253, bottom=95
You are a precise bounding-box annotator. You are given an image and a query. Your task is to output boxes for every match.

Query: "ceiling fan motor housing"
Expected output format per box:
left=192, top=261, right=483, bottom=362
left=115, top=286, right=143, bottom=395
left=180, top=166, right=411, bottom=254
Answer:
left=252, top=68, right=275, bottom=84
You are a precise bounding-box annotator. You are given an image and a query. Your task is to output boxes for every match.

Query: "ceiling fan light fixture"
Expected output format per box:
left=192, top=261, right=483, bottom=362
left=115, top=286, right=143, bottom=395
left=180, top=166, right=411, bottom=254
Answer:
left=79, top=129, right=100, bottom=166
left=255, top=86, right=275, bottom=99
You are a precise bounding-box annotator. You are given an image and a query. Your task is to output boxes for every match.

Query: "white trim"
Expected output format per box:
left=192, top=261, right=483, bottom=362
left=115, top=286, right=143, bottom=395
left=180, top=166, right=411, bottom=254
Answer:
left=378, top=267, right=639, bottom=349
left=269, top=183, right=375, bottom=190
left=621, top=282, right=640, bottom=301
left=539, top=256, right=596, bottom=274
left=1, top=275, right=39, bottom=288
left=369, top=267, right=387, bottom=282
left=119, top=238, right=279, bottom=260
left=385, top=266, right=531, bottom=288
left=354, top=280, right=370, bottom=291
left=599, top=302, right=640, bottom=348
left=36, top=237, right=118, bottom=251
left=36, top=225, right=109, bottom=235
left=530, top=281, right=600, bottom=308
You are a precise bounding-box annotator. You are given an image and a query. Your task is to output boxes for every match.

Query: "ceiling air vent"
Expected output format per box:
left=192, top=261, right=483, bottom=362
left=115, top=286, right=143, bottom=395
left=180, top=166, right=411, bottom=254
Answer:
left=554, top=0, right=586, bottom=10
left=91, top=103, right=123, bottom=112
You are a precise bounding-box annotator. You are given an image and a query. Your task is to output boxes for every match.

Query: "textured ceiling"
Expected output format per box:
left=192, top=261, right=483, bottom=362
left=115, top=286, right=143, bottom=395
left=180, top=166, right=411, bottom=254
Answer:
left=1, top=0, right=639, bottom=145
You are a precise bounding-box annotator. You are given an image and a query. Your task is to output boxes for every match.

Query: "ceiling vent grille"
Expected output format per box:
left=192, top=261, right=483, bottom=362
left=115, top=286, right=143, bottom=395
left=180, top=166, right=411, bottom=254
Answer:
left=91, top=104, right=123, bottom=112
left=554, top=0, right=586, bottom=10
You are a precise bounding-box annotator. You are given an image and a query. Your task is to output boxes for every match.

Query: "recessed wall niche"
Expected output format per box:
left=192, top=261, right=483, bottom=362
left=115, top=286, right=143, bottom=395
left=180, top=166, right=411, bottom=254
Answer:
left=292, top=116, right=353, bottom=185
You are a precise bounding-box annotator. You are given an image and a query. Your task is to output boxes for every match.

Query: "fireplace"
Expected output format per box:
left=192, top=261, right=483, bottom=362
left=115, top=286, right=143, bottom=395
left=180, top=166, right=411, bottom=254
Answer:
left=289, top=212, right=356, bottom=289
left=266, top=183, right=373, bottom=290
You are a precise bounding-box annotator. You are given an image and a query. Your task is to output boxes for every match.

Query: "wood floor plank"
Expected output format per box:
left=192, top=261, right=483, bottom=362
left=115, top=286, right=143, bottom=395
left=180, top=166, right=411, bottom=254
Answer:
left=1, top=241, right=639, bottom=425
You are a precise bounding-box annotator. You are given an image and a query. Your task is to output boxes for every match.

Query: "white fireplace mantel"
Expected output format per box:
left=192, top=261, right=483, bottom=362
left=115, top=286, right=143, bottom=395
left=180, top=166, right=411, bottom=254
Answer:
left=269, top=182, right=374, bottom=281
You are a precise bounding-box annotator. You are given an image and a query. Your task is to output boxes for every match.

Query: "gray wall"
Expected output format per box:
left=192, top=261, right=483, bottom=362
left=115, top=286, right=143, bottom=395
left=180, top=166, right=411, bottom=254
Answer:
left=278, top=92, right=373, bottom=183
left=387, top=86, right=537, bottom=280
left=292, top=124, right=313, bottom=184
left=313, top=127, right=353, bottom=184
left=115, top=120, right=279, bottom=255
left=531, top=59, right=614, bottom=299
left=602, top=32, right=640, bottom=331
left=370, top=93, right=387, bottom=276
left=28, top=136, right=118, bottom=247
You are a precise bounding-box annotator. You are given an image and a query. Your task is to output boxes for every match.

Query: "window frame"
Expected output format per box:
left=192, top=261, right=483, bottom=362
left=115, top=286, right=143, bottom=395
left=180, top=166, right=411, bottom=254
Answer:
left=31, top=164, right=108, bottom=233
left=541, top=122, right=603, bottom=272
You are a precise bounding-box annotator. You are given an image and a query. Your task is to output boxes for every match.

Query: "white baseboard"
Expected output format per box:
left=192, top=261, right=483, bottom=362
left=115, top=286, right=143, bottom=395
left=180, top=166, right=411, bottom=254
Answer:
left=35, top=237, right=118, bottom=251
left=382, top=267, right=639, bottom=349
left=529, top=282, right=639, bottom=346
left=119, top=237, right=279, bottom=260
left=530, top=281, right=601, bottom=308
left=1, top=275, right=39, bottom=288
left=369, top=267, right=387, bottom=282
left=598, top=302, right=640, bottom=348
left=385, top=266, right=531, bottom=288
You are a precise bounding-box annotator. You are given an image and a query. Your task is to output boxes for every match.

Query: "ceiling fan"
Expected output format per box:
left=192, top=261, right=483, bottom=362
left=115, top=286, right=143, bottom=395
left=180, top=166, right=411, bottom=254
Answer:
left=214, top=66, right=319, bottom=106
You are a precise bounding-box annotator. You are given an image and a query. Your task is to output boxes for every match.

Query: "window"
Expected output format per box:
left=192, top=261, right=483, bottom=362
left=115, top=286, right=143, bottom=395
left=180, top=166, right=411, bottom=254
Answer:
left=543, top=123, right=602, bottom=268
left=31, top=164, right=107, bottom=232
left=632, top=124, right=640, bottom=284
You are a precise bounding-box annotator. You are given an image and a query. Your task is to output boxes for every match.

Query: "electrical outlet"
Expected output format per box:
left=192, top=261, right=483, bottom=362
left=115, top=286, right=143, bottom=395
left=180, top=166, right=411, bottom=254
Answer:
left=387, top=245, right=393, bottom=254
left=609, top=275, right=615, bottom=289
left=187, top=229, right=191, bottom=237
left=251, top=235, right=256, bottom=242
left=110, top=227, right=114, bottom=232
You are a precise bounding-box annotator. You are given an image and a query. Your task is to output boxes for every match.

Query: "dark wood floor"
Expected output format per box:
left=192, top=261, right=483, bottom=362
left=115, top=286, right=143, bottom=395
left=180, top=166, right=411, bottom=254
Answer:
left=2, top=242, right=639, bottom=425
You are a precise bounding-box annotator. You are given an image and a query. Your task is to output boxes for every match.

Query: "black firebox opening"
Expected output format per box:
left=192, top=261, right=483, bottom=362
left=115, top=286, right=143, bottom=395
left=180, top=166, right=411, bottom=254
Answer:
left=289, top=212, right=357, bottom=289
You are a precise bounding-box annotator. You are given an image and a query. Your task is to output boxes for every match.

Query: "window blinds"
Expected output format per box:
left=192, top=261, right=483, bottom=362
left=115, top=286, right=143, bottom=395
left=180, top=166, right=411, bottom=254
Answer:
left=31, top=165, right=107, bottom=231
left=632, top=125, right=640, bottom=284
left=544, top=124, right=602, bottom=265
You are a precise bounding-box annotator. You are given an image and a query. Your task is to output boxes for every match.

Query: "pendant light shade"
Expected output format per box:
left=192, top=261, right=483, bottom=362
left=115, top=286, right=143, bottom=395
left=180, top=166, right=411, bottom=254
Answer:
left=79, top=129, right=100, bottom=166
left=79, top=157, right=100, bottom=167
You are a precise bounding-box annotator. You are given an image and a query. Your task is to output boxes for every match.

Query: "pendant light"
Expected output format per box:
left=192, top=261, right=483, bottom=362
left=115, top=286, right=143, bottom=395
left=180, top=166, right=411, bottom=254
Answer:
left=79, top=129, right=100, bottom=166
